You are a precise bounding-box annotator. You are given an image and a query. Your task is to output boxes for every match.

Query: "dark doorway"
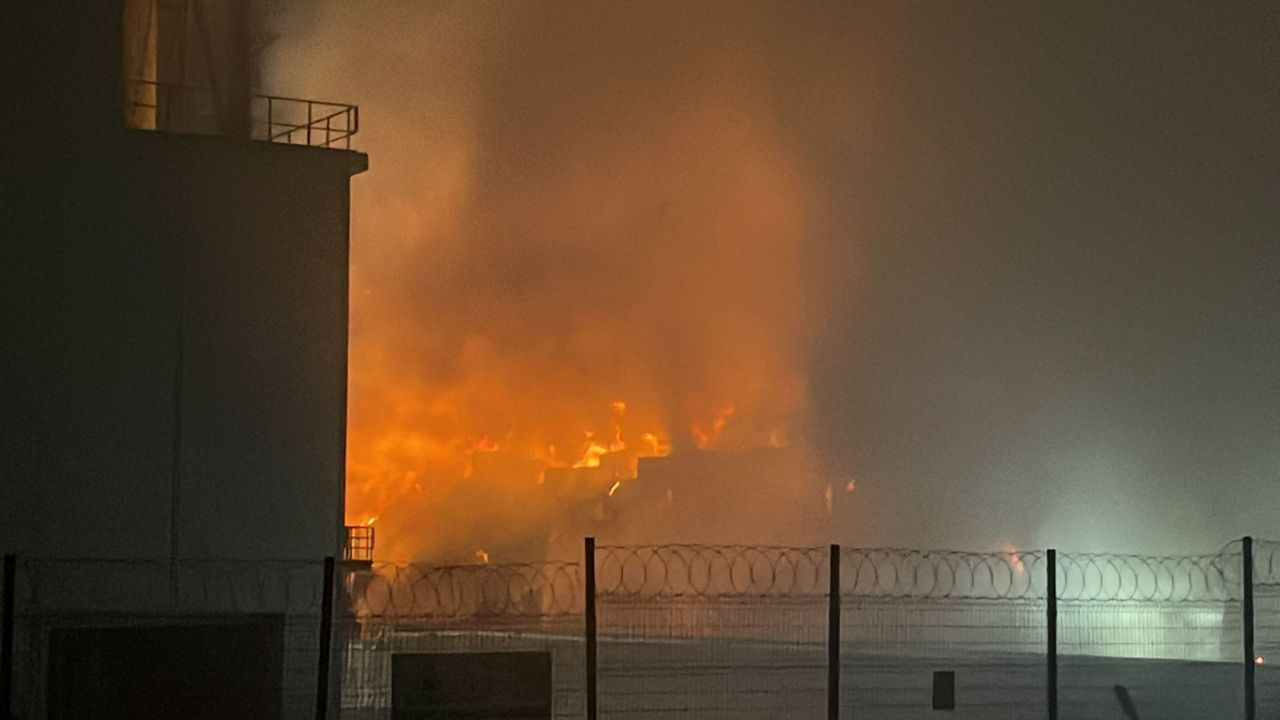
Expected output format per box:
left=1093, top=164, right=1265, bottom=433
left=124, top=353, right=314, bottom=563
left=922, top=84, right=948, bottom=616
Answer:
left=46, top=617, right=284, bottom=720
left=392, top=651, right=552, bottom=720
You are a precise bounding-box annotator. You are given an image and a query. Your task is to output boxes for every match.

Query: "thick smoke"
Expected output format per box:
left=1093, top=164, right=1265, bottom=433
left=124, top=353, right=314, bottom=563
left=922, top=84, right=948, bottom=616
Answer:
left=267, top=2, right=1280, bottom=560
left=266, top=2, right=842, bottom=561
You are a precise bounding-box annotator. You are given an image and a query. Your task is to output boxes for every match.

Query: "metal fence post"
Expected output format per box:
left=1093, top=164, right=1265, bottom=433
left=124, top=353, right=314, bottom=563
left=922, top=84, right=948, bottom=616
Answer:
left=585, top=537, right=598, bottom=720
left=2, top=554, right=14, bottom=720
left=1244, top=536, right=1256, bottom=720
left=1047, top=549, right=1058, bottom=720
left=315, top=556, right=336, bottom=720
left=828, top=544, right=841, bottom=720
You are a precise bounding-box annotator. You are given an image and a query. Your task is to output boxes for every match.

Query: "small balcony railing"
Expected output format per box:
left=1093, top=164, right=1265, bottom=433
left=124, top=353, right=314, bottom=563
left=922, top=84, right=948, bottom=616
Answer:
left=344, top=525, right=375, bottom=563
left=125, top=79, right=359, bottom=149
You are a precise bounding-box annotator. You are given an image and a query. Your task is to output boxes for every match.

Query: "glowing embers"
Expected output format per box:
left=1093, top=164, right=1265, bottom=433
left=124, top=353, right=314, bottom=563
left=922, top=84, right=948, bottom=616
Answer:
left=571, top=434, right=611, bottom=469
left=691, top=404, right=735, bottom=449
left=344, top=388, right=823, bottom=562
left=573, top=400, right=664, bottom=472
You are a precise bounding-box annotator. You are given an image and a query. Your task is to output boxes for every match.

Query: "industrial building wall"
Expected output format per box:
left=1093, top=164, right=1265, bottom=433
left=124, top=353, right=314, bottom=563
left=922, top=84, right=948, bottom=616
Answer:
left=1, top=129, right=363, bottom=561
left=0, top=2, right=124, bottom=142
left=2, top=139, right=178, bottom=559
left=161, top=134, right=360, bottom=559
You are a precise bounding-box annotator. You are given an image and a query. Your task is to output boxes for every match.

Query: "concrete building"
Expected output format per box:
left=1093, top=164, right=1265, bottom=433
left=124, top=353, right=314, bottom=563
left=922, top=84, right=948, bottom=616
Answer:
left=1, top=2, right=365, bottom=717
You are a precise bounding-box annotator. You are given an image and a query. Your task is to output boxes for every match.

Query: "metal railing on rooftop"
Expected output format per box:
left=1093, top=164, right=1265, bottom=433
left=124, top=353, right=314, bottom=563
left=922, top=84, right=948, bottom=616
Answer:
left=125, top=79, right=359, bottom=149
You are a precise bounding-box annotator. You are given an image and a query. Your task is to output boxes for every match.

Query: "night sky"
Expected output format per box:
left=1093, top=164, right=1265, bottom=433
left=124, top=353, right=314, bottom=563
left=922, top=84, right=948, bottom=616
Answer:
left=801, top=2, right=1279, bottom=551
left=270, top=1, right=1279, bottom=555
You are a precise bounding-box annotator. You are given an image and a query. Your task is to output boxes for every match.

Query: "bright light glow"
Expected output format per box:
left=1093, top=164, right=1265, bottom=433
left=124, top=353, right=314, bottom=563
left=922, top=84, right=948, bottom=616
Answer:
left=1001, top=542, right=1025, bottom=575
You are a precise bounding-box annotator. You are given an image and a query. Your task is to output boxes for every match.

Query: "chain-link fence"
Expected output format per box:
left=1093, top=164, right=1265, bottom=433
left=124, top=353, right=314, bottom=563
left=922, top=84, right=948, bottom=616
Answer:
left=1056, top=546, right=1243, bottom=718
left=338, top=560, right=585, bottom=720
left=1251, top=539, right=1280, bottom=717
left=840, top=547, right=1047, bottom=718
left=0, top=540, right=1270, bottom=720
left=595, top=544, right=828, bottom=719
left=7, top=556, right=326, bottom=720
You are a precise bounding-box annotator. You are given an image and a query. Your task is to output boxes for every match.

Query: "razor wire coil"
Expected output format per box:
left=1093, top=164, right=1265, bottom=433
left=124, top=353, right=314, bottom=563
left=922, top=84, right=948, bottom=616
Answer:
left=840, top=548, right=1046, bottom=600
left=350, top=561, right=582, bottom=619
left=1055, top=550, right=1241, bottom=603
left=595, top=544, right=828, bottom=598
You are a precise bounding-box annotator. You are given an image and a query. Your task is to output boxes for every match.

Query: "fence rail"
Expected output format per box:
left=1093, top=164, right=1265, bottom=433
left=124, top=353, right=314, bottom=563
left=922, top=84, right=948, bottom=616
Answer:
left=2, top=539, right=1275, bottom=720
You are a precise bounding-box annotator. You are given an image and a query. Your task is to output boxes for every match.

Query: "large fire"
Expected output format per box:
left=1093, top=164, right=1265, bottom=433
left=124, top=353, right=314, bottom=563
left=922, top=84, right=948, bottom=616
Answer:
left=269, top=3, right=837, bottom=562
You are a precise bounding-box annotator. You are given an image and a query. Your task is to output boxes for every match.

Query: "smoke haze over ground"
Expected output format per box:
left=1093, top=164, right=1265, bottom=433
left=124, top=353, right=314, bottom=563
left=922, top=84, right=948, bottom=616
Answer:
left=267, top=1, right=1280, bottom=559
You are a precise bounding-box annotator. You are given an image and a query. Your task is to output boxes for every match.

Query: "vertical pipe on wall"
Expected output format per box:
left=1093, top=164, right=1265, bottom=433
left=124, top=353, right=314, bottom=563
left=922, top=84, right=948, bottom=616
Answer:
left=315, top=556, right=336, bottom=720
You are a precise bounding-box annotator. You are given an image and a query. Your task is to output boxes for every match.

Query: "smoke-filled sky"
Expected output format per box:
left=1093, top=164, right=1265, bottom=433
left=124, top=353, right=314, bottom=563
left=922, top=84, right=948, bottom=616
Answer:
left=267, top=1, right=1279, bottom=557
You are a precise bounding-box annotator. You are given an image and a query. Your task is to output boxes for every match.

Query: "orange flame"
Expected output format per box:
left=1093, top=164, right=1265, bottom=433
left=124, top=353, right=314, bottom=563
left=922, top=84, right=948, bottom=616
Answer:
left=691, top=404, right=736, bottom=449
left=318, top=10, right=819, bottom=563
left=572, top=433, right=611, bottom=469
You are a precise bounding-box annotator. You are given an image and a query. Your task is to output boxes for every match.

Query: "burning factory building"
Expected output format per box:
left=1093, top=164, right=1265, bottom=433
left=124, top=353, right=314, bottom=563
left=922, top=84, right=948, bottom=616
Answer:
left=259, top=0, right=831, bottom=565
left=361, top=407, right=844, bottom=565
left=454, top=442, right=837, bottom=564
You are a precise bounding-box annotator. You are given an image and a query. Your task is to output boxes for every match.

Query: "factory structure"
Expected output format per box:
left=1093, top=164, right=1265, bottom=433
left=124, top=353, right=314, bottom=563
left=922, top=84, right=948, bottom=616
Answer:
left=1, top=2, right=364, bottom=717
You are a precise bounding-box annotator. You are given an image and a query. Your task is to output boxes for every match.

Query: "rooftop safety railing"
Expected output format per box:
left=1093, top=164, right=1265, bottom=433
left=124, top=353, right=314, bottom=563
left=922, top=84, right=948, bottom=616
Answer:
left=125, top=79, right=359, bottom=149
